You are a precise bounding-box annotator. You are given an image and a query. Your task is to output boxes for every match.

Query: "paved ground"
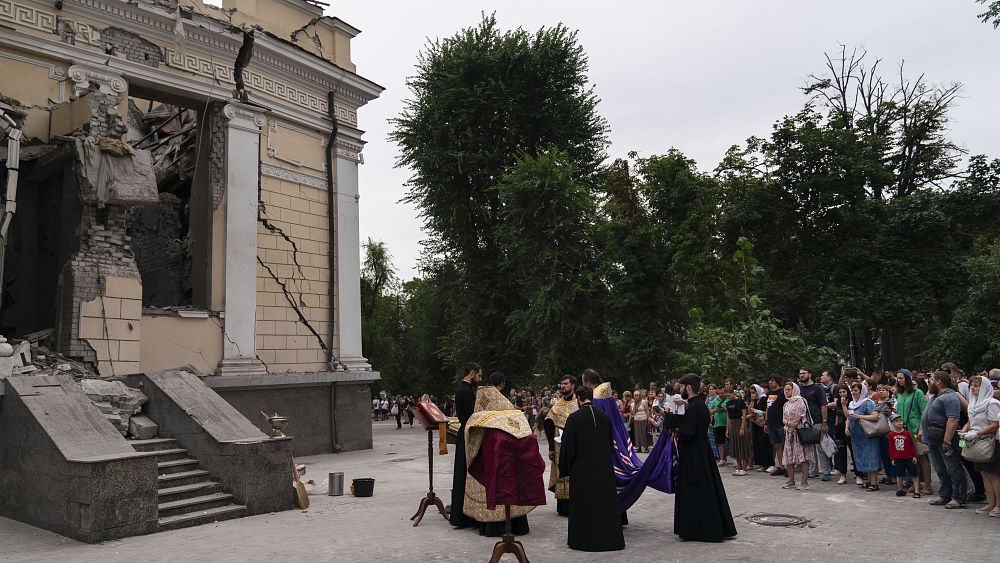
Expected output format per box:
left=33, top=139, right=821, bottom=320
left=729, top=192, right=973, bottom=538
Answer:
left=3, top=420, right=999, bottom=562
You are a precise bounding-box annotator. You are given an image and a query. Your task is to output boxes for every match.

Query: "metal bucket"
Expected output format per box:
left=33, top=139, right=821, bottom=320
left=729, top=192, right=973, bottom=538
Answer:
left=328, top=472, right=344, bottom=496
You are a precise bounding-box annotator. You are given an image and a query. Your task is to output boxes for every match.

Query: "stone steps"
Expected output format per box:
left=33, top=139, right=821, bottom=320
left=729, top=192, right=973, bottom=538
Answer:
left=158, top=481, right=223, bottom=503
left=128, top=438, right=178, bottom=452
left=157, top=504, right=248, bottom=532
left=157, top=458, right=200, bottom=475
left=130, top=436, right=249, bottom=533
left=158, top=492, right=236, bottom=518
left=158, top=469, right=211, bottom=488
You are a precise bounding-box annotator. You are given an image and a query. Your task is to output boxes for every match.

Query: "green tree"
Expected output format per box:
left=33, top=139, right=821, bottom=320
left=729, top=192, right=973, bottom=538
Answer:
left=496, top=148, right=607, bottom=378
left=979, top=0, right=1000, bottom=27
left=601, top=159, right=684, bottom=383
left=679, top=238, right=835, bottom=381
left=360, top=239, right=402, bottom=390
left=391, top=14, right=609, bottom=378
left=716, top=48, right=968, bottom=369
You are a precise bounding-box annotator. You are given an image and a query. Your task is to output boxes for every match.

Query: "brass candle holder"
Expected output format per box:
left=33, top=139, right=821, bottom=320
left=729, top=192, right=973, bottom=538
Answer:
left=261, top=411, right=289, bottom=438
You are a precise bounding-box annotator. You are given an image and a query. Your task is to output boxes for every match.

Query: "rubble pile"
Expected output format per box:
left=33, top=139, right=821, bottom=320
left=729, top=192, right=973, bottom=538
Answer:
left=80, top=378, right=151, bottom=437
left=0, top=329, right=158, bottom=438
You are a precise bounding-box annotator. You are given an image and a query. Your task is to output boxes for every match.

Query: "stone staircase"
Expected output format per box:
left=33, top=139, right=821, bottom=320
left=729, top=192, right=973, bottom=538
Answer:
left=129, top=438, right=248, bottom=531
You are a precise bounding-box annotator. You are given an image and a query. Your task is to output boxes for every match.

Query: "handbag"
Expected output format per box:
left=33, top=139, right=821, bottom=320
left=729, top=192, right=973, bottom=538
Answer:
left=924, top=420, right=946, bottom=445
left=795, top=405, right=822, bottom=445
left=390, top=404, right=399, bottom=416
left=860, top=413, right=890, bottom=437
left=961, top=435, right=998, bottom=463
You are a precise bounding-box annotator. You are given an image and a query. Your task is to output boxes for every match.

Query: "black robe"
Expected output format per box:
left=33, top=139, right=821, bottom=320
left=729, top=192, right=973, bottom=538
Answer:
left=450, top=379, right=477, bottom=527
left=662, top=396, right=737, bottom=542
left=558, top=404, right=625, bottom=552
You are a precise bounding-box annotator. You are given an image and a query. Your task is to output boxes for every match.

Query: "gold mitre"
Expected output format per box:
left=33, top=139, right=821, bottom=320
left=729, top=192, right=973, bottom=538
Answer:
left=594, top=382, right=613, bottom=399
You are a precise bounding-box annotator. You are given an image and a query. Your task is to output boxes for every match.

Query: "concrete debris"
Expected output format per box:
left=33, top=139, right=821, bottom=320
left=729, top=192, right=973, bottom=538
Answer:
left=80, top=378, right=148, bottom=435
left=128, top=415, right=159, bottom=439
left=24, top=343, right=96, bottom=378
left=22, top=329, right=54, bottom=343
left=72, top=137, right=158, bottom=207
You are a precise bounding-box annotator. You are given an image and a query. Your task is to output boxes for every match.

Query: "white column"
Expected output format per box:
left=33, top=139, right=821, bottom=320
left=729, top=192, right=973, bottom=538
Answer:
left=217, top=103, right=267, bottom=376
left=334, top=150, right=370, bottom=370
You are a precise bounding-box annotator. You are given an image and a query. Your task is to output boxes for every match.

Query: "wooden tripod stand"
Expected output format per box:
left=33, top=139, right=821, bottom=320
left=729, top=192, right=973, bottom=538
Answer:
left=410, top=428, right=448, bottom=526
left=488, top=504, right=529, bottom=563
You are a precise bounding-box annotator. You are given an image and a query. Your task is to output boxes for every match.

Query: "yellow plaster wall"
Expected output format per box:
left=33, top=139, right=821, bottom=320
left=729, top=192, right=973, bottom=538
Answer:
left=139, top=315, right=223, bottom=375
left=79, top=277, right=143, bottom=377
left=0, top=49, right=68, bottom=141
left=255, top=170, right=333, bottom=374
left=332, top=29, right=355, bottom=72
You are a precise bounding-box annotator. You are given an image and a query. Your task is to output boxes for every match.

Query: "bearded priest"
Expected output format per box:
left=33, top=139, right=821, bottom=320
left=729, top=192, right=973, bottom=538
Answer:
left=543, top=374, right=579, bottom=516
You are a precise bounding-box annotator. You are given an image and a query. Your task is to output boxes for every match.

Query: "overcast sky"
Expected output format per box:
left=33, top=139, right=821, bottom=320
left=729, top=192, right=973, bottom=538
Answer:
left=330, top=0, right=998, bottom=281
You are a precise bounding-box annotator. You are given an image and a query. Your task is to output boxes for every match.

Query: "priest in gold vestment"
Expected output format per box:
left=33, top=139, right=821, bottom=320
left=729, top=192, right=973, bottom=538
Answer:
left=543, top=375, right=578, bottom=516
left=463, top=372, right=541, bottom=536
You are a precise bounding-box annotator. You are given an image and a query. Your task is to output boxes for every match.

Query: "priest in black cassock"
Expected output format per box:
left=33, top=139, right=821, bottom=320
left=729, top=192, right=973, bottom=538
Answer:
left=558, top=386, right=625, bottom=552
left=661, top=373, right=737, bottom=542
left=450, top=362, right=482, bottom=528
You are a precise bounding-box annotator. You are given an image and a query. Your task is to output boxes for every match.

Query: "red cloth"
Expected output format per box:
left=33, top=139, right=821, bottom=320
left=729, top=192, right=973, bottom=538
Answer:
left=468, top=429, right=547, bottom=510
left=889, top=429, right=916, bottom=460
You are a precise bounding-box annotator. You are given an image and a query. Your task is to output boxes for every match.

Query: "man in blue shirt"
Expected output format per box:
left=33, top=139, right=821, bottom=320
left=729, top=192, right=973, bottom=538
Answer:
left=923, top=370, right=966, bottom=508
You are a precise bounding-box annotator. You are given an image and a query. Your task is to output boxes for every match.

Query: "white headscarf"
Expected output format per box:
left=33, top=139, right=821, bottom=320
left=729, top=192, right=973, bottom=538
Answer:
left=753, top=384, right=766, bottom=400
left=969, top=375, right=1000, bottom=416
left=848, top=382, right=872, bottom=411
left=785, top=382, right=805, bottom=405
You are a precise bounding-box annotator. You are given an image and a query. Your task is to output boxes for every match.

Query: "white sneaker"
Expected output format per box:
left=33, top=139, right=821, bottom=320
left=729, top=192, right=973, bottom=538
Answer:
left=716, top=460, right=727, bottom=467
left=856, top=477, right=864, bottom=486
left=831, top=469, right=842, bottom=476
left=837, top=476, right=847, bottom=485
left=765, top=465, right=777, bottom=474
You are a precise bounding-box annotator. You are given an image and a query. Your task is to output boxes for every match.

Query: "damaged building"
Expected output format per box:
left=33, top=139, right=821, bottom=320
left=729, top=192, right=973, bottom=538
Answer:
left=0, top=0, right=382, bottom=542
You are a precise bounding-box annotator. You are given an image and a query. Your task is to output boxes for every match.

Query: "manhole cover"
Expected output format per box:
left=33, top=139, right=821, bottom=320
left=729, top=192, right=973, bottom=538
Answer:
left=746, top=513, right=810, bottom=527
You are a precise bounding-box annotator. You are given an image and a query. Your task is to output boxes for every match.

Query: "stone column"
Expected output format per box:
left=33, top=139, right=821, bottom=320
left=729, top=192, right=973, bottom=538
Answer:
left=333, top=145, right=370, bottom=370
left=216, top=103, right=267, bottom=376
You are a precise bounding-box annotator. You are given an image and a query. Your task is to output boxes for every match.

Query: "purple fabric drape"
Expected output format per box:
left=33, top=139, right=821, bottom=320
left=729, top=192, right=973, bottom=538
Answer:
left=593, top=397, right=675, bottom=512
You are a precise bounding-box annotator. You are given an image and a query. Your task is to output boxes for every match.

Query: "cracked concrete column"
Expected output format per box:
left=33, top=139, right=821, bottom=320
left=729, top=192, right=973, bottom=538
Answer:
left=217, top=103, right=267, bottom=377
left=333, top=149, right=370, bottom=370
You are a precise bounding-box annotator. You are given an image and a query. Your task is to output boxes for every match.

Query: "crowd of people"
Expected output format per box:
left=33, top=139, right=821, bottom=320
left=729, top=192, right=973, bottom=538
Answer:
left=617, top=364, right=1000, bottom=514
left=376, top=362, right=1000, bottom=516
left=371, top=393, right=455, bottom=429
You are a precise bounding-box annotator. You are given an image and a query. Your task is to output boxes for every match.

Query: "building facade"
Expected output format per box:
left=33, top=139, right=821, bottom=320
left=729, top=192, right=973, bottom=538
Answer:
left=0, top=0, right=382, bottom=454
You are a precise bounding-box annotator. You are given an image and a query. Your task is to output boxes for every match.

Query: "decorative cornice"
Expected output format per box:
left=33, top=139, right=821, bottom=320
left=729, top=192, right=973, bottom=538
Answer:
left=222, top=102, right=267, bottom=129
left=0, top=28, right=370, bottom=147
left=0, top=0, right=101, bottom=45
left=67, top=64, right=127, bottom=97
left=260, top=163, right=327, bottom=189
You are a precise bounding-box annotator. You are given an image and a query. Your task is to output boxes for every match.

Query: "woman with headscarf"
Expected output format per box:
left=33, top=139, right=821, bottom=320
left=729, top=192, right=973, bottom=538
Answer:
left=749, top=384, right=773, bottom=471
left=959, top=376, right=1000, bottom=516
left=781, top=382, right=815, bottom=490
left=846, top=382, right=881, bottom=490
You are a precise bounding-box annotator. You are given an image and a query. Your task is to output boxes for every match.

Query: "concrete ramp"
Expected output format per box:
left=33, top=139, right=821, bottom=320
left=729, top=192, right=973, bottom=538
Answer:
left=140, top=370, right=268, bottom=442
left=4, top=375, right=134, bottom=460
left=0, top=375, right=159, bottom=542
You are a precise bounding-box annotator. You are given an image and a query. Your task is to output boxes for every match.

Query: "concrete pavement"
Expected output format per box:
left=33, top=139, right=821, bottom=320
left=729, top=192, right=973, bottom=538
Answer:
left=2, top=420, right=998, bottom=562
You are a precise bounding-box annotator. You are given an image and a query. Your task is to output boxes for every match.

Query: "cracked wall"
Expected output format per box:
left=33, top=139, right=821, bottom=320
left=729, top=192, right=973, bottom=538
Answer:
left=255, top=173, right=333, bottom=373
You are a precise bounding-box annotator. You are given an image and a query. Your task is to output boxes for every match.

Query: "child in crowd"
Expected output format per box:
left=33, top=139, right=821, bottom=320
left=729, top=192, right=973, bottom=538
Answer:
left=650, top=405, right=664, bottom=444
left=888, top=413, right=920, bottom=498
